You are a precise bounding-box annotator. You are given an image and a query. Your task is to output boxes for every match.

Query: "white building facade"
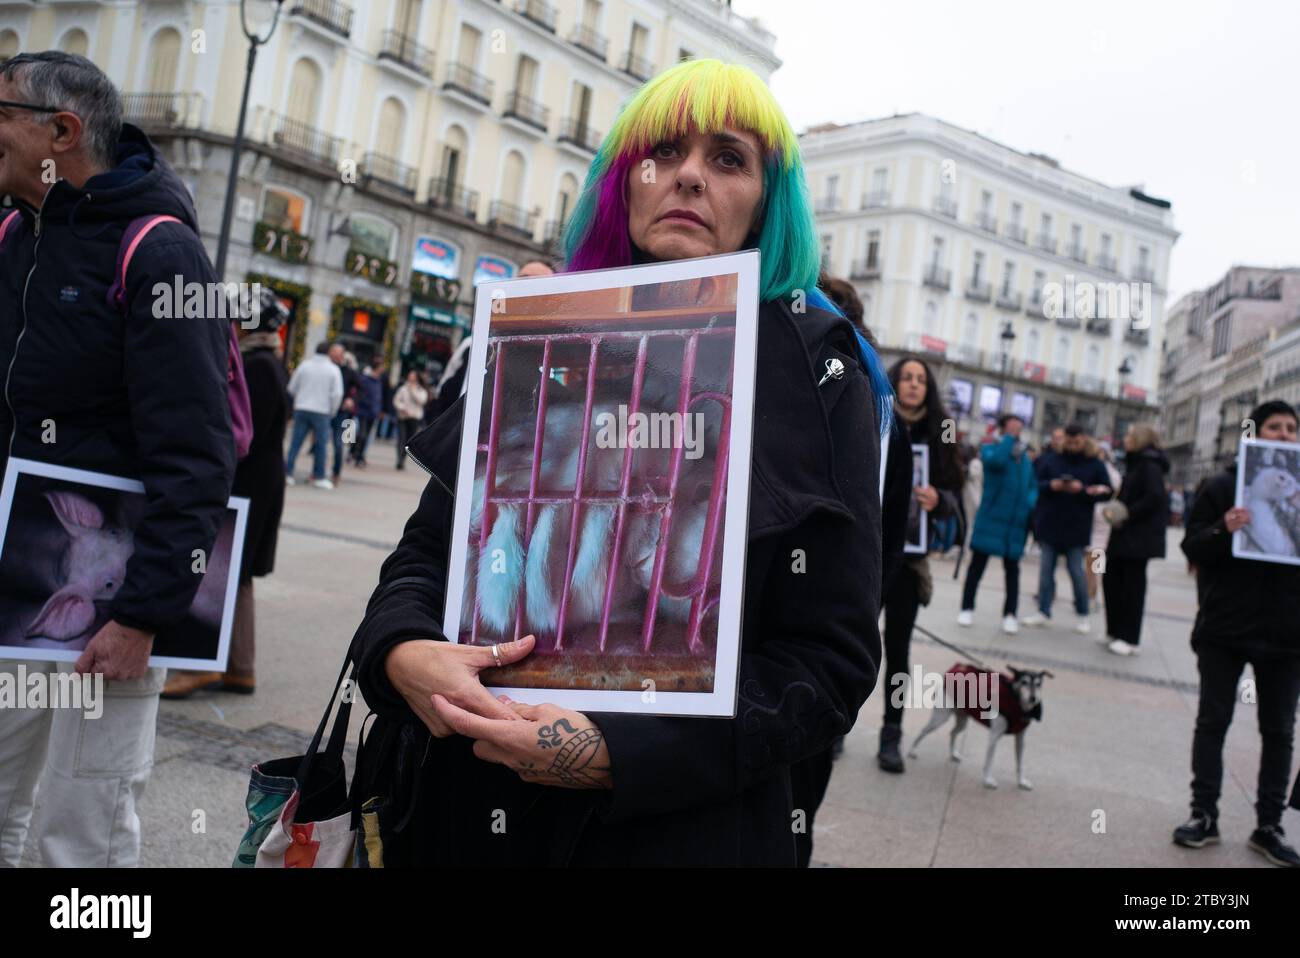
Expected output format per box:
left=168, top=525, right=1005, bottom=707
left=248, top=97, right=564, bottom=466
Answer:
left=801, top=113, right=1178, bottom=447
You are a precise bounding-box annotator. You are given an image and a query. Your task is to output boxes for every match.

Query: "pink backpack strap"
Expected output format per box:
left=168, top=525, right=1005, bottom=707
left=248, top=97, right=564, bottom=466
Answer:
left=0, top=210, right=22, bottom=247
left=107, top=214, right=184, bottom=311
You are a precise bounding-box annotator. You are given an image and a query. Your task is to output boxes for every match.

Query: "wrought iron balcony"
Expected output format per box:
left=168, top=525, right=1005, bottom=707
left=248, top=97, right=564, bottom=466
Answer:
left=426, top=176, right=480, bottom=219
left=1004, top=222, right=1027, bottom=244
left=288, top=0, right=354, bottom=39
left=558, top=117, right=601, bottom=153
left=1125, top=326, right=1151, bottom=345
left=543, top=218, right=568, bottom=248
left=923, top=265, right=952, bottom=290
left=965, top=279, right=992, bottom=303
left=1095, top=252, right=1117, bottom=273
left=1035, top=233, right=1058, bottom=254
left=1132, top=264, right=1155, bottom=283
left=996, top=290, right=1022, bottom=311
left=862, top=191, right=890, bottom=209
left=568, top=24, right=608, bottom=59
left=1067, top=243, right=1088, bottom=264
left=515, top=0, right=557, bottom=32
left=620, top=50, right=654, bottom=81
left=488, top=199, right=539, bottom=239
left=850, top=258, right=882, bottom=280
left=975, top=211, right=998, bottom=233
left=1086, top=317, right=1112, bottom=336
left=443, top=63, right=493, bottom=105
left=267, top=112, right=342, bottom=167
left=932, top=195, right=958, bottom=218
left=502, top=90, right=550, bottom=132
left=1026, top=296, right=1049, bottom=320
left=121, top=92, right=200, bottom=131
left=1055, top=313, right=1081, bottom=329
left=814, top=196, right=841, bottom=214
left=360, top=152, right=417, bottom=195
left=379, top=30, right=435, bottom=77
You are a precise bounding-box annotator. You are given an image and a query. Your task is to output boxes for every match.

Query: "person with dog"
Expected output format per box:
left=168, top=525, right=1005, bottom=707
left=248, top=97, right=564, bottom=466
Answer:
left=958, top=414, right=1038, bottom=634
left=1022, top=423, right=1113, bottom=633
left=0, top=52, right=235, bottom=866
left=1174, top=399, right=1300, bottom=867
left=1100, top=425, right=1169, bottom=656
left=876, top=356, right=964, bottom=774
left=347, top=59, right=890, bottom=866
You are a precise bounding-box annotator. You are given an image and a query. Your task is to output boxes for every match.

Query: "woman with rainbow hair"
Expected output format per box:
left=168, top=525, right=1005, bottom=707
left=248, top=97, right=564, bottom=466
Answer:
left=349, top=58, right=889, bottom=866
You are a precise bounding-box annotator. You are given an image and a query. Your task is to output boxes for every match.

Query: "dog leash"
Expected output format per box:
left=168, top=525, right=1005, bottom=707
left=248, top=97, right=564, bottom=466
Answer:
left=910, top=623, right=991, bottom=671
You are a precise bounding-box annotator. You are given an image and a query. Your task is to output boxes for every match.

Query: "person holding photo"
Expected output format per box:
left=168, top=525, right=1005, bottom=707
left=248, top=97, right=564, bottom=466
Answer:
left=875, top=356, right=963, bottom=773
left=1175, top=399, right=1300, bottom=867
left=348, top=58, right=891, bottom=866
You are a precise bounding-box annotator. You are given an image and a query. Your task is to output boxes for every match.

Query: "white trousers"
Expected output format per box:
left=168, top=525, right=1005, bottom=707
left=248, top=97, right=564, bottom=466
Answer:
left=0, top=660, right=165, bottom=867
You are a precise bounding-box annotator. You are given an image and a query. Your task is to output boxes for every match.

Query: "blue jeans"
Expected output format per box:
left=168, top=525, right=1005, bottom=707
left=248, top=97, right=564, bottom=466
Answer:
left=1037, top=542, right=1088, bottom=617
left=285, top=410, right=332, bottom=480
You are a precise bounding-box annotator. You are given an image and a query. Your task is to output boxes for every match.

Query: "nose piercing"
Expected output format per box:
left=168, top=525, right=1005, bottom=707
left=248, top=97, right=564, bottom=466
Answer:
left=817, top=358, right=845, bottom=387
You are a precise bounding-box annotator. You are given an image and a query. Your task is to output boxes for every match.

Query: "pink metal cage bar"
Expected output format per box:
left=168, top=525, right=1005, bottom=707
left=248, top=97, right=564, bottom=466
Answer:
left=471, top=325, right=735, bottom=656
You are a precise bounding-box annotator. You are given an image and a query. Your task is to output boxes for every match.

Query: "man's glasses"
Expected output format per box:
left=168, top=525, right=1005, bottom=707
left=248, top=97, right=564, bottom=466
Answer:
left=0, top=99, right=66, bottom=115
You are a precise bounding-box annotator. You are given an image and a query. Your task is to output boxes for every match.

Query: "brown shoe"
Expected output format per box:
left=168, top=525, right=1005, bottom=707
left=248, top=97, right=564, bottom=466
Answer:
left=161, top=670, right=224, bottom=699
left=221, top=672, right=256, bottom=695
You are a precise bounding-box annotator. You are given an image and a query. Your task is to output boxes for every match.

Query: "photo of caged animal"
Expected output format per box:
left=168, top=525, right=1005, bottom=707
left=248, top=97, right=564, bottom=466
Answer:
left=459, top=336, right=730, bottom=656
left=1233, top=439, right=1300, bottom=565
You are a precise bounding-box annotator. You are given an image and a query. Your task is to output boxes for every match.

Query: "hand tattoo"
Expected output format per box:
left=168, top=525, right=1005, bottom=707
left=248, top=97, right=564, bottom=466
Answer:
left=537, top=718, right=577, bottom=749
left=543, top=728, right=609, bottom=789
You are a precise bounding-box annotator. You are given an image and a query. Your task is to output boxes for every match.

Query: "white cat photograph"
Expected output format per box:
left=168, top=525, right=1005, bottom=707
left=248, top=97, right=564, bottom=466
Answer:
left=443, top=252, right=759, bottom=717
left=0, top=458, right=249, bottom=669
left=1232, top=438, right=1300, bottom=565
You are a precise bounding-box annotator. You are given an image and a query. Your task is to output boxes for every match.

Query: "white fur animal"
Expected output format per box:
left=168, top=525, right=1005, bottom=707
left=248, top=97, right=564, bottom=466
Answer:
left=907, top=666, right=1052, bottom=790
left=1243, top=466, right=1300, bottom=557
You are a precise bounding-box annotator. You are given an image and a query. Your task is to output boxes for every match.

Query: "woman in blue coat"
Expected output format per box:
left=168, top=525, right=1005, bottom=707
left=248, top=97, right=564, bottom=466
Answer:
left=958, top=413, right=1038, bottom=633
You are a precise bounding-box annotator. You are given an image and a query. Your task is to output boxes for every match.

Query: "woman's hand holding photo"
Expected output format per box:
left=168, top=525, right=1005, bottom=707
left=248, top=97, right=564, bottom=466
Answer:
left=385, top=635, right=535, bottom=737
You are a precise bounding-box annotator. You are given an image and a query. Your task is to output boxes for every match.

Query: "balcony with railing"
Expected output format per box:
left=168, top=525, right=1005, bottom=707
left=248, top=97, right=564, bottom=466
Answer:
left=996, top=289, right=1022, bottom=312
left=543, top=218, right=569, bottom=248
left=975, top=211, right=998, bottom=233
left=1004, top=222, right=1027, bottom=244
left=1125, top=326, right=1151, bottom=345
left=932, top=195, right=958, bottom=218
left=851, top=257, right=882, bottom=280
left=288, top=0, right=354, bottom=39
left=1066, top=243, right=1088, bottom=264
left=923, top=264, right=952, bottom=290
left=861, top=190, right=890, bottom=209
left=1055, top=312, right=1081, bottom=329
left=621, top=50, right=654, bottom=81
left=558, top=117, right=601, bottom=153
left=502, top=90, right=550, bottom=132
left=266, top=112, right=342, bottom=167
left=360, top=152, right=417, bottom=195
left=121, top=92, right=201, bottom=131
left=568, top=23, right=608, bottom=59
left=1085, top=317, right=1112, bottom=336
left=814, top=195, right=841, bottom=214
left=515, top=0, right=557, bottom=32
left=426, top=176, right=480, bottom=219
left=378, top=30, right=435, bottom=77
left=965, top=279, right=992, bottom=303
left=1026, top=295, right=1049, bottom=320
left=1035, top=233, right=1058, bottom=254
left=1132, top=264, right=1155, bottom=283
left=1095, top=252, right=1117, bottom=273
left=488, top=199, right=539, bottom=240
left=443, top=62, right=494, bottom=106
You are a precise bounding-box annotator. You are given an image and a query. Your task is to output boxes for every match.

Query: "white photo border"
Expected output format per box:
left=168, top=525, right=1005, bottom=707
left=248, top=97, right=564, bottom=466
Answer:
left=1232, top=437, right=1300, bottom=566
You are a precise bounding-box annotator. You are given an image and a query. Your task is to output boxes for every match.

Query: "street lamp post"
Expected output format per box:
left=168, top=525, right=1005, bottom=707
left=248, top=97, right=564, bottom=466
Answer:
left=997, top=320, right=1017, bottom=414
left=213, top=0, right=287, bottom=281
left=1113, top=356, right=1134, bottom=447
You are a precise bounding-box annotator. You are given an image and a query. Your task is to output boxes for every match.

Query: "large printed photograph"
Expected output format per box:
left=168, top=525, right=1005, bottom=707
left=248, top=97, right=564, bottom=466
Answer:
left=1232, top=438, right=1300, bottom=565
left=444, top=252, right=760, bottom=716
left=0, top=458, right=249, bottom=669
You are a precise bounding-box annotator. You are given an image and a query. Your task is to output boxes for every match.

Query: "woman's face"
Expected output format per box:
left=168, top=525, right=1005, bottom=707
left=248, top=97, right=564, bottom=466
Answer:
left=895, top=361, right=928, bottom=412
left=1123, top=427, right=1136, bottom=452
left=626, top=126, right=766, bottom=262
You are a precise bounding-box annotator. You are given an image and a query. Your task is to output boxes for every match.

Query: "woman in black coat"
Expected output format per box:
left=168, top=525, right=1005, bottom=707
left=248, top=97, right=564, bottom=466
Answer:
left=876, top=356, right=964, bottom=772
left=1102, top=424, right=1169, bottom=655
left=347, top=59, right=889, bottom=866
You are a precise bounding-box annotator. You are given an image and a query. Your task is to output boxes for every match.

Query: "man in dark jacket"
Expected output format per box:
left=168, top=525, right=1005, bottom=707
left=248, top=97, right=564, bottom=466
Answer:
left=1023, top=423, right=1112, bottom=633
left=350, top=301, right=883, bottom=866
left=1173, top=399, right=1300, bottom=867
left=0, top=52, right=234, bottom=866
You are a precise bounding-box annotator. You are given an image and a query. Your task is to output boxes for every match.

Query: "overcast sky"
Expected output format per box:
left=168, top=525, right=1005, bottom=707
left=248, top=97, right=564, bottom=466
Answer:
left=731, top=0, right=1299, bottom=302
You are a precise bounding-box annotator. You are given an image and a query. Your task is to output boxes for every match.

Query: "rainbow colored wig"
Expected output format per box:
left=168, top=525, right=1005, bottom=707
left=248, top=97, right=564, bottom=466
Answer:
left=562, top=58, right=893, bottom=432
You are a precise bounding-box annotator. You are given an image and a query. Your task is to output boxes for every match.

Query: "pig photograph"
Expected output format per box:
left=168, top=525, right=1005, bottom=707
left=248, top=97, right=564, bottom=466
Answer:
left=444, top=258, right=759, bottom=714
left=1233, top=438, right=1300, bottom=566
left=0, top=459, right=247, bottom=668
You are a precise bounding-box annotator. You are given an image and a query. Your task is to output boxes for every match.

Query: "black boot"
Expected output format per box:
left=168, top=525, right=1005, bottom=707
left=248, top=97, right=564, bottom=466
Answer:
left=877, top=724, right=905, bottom=774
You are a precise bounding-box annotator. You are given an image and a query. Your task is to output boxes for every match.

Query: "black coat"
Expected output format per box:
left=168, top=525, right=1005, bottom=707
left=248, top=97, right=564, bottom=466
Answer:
left=351, top=299, right=884, bottom=866
left=1182, top=465, right=1300, bottom=659
left=231, top=346, right=289, bottom=578
left=1106, top=447, right=1169, bottom=560
left=0, top=125, right=234, bottom=634
left=1033, top=450, right=1113, bottom=548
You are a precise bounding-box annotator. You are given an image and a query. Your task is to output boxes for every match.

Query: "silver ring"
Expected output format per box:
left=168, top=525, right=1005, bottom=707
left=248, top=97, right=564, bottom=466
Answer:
left=490, top=643, right=502, bottom=668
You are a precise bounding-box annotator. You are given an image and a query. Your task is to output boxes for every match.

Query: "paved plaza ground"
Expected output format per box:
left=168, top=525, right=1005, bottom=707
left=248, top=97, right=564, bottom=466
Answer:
left=22, top=433, right=1292, bottom=867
